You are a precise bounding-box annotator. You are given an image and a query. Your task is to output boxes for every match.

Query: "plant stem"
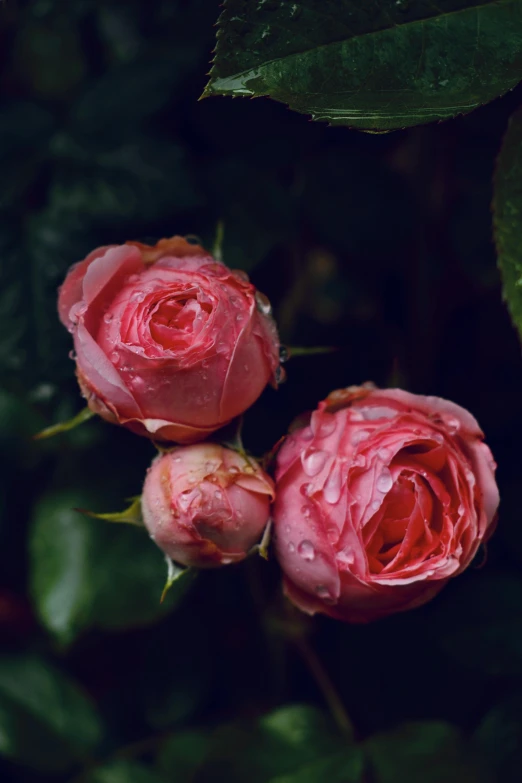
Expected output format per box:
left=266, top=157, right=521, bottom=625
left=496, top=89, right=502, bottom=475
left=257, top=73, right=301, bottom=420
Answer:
left=294, top=634, right=355, bottom=742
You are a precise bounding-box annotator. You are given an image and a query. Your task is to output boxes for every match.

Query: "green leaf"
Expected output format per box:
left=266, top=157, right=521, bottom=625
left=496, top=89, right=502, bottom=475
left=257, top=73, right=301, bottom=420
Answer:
left=474, top=692, right=522, bottom=782
left=0, top=654, right=102, bottom=772
left=77, top=496, right=144, bottom=528
left=34, top=406, right=94, bottom=440
left=29, top=490, right=195, bottom=645
left=494, top=105, right=522, bottom=339
left=156, top=731, right=210, bottom=782
left=365, top=721, right=492, bottom=783
left=205, top=0, right=522, bottom=131
left=270, top=751, right=364, bottom=783
left=87, top=760, right=167, bottom=783
left=199, top=705, right=351, bottom=783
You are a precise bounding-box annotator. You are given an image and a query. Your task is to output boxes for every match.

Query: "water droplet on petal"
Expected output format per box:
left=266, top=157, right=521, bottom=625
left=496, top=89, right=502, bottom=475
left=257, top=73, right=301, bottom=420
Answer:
left=110, top=351, right=120, bottom=365
left=315, top=585, right=333, bottom=601
left=288, top=542, right=295, bottom=553
left=313, top=415, right=336, bottom=438
left=302, top=450, right=328, bottom=477
left=301, top=505, right=311, bottom=519
left=376, top=468, right=393, bottom=493
left=300, top=483, right=313, bottom=497
left=255, top=291, right=272, bottom=315
left=353, top=454, right=366, bottom=468
left=68, top=350, right=77, bottom=361
left=275, top=366, right=286, bottom=385
left=279, top=345, right=290, bottom=363
left=337, top=547, right=355, bottom=565
left=351, top=429, right=370, bottom=446
left=103, top=312, right=114, bottom=324
left=131, top=291, right=145, bottom=304
left=378, top=447, right=391, bottom=461
left=443, top=416, right=460, bottom=434
left=298, top=540, right=315, bottom=561
left=323, top=463, right=342, bottom=504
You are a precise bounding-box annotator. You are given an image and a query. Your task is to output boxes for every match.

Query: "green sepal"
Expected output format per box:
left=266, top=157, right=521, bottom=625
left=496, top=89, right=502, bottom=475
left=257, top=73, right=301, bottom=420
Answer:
left=33, top=406, right=94, bottom=440
left=75, top=496, right=144, bottom=527
left=161, top=556, right=193, bottom=603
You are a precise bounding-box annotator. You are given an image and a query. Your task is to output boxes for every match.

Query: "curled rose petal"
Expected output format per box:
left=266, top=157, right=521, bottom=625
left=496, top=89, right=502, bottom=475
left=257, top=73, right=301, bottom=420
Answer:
left=58, top=236, right=280, bottom=443
left=273, top=386, right=499, bottom=623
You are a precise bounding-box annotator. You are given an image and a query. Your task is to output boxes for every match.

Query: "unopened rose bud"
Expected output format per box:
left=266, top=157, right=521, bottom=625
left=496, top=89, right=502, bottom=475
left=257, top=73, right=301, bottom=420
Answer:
left=141, top=444, right=274, bottom=568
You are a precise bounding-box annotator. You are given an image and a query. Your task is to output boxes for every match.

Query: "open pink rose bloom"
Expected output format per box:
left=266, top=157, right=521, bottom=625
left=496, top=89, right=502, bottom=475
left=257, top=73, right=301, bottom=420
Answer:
left=142, top=444, right=274, bottom=568
left=58, top=236, right=280, bottom=443
left=273, top=385, right=499, bottom=623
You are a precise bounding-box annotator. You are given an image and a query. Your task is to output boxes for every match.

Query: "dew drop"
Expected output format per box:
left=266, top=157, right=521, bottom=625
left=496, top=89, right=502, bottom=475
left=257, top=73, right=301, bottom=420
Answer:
left=216, top=341, right=229, bottom=356
left=279, top=345, right=290, bottom=363
left=353, top=454, right=366, bottom=468
left=302, top=450, right=328, bottom=477
left=314, top=415, right=336, bottom=438
left=298, top=540, right=315, bottom=561
left=128, top=274, right=140, bottom=284
left=131, top=291, right=145, bottom=304
left=300, top=483, right=313, bottom=497
left=337, top=547, right=355, bottom=565
left=288, top=542, right=296, bottom=553
left=110, top=351, right=120, bottom=365
left=275, top=366, right=286, bottom=385
left=315, top=585, right=333, bottom=601
left=378, top=447, right=391, bottom=461
left=255, top=291, right=272, bottom=315
left=351, top=429, right=370, bottom=446
left=301, top=505, right=311, bottom=519
left=376, top=467, right=393, bottom=493
left=443, top=416, right=460, bottom=434
left=233, top=269, right=250, bottom=283
left=103, top=312, right=114, bottom=324
left=323, top=463, right=342, bottom=504
left=68, top=350, right=77, bottom=361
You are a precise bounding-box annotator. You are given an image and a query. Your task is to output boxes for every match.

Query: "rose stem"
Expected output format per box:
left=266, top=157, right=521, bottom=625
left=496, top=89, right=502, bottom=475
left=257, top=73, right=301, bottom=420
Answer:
left=294, top=634, right=355, bottom=742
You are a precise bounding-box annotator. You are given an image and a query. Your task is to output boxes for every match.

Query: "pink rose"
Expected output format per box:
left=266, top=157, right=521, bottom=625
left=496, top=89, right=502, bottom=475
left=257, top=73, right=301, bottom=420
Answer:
left=141, top=444, right=274, bottom=568
left=273, top=385, right=499, bottom=623
left=58, top=236, right=280, bottom=443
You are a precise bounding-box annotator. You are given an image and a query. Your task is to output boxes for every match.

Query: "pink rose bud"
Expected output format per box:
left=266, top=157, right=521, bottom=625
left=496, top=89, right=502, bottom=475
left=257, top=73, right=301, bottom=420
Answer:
left=58, top=237, right=280, bottom=443
left=141, top=444, right=275, bottom=568
left=273, top=385, right=499, bottom=623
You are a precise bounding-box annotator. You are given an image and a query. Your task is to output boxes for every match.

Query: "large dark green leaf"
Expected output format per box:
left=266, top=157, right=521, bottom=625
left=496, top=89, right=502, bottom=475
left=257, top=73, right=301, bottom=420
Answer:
left=0, top=654, right=102, bottom=772
left=204, top=0, right=522, bottom=131
left=494, top=106, right=522, bottom=340
left=29, top=490, right=195, bottom=645
left=197, top=705, right=360, bottom=783
left=365, top=721, right=492, bottom=783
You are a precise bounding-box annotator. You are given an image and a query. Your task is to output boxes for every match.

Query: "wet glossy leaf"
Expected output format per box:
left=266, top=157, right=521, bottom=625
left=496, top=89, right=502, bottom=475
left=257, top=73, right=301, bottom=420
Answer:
left=494, top=106, right=522, bottom=340
left=0, top=654, right=102, bottom=772
left=365, top=721, right=492, bottom=783
left=29, top=490, right=194, bottom=644
left=205, top=0, right=522, bottom=131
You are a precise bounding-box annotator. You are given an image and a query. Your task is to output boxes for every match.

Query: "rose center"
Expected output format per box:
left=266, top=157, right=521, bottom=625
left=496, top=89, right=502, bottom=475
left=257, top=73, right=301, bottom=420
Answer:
left=149, top=292, right=212, bottom=350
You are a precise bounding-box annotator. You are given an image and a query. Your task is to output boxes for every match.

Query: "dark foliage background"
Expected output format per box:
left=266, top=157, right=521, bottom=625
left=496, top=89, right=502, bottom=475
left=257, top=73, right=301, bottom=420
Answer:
left=1, top=1, right=522, bottom=781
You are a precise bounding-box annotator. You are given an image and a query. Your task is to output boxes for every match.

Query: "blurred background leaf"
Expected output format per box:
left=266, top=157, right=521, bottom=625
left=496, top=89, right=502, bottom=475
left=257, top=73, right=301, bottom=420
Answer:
left=0, top=654, right=103, bottom=772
